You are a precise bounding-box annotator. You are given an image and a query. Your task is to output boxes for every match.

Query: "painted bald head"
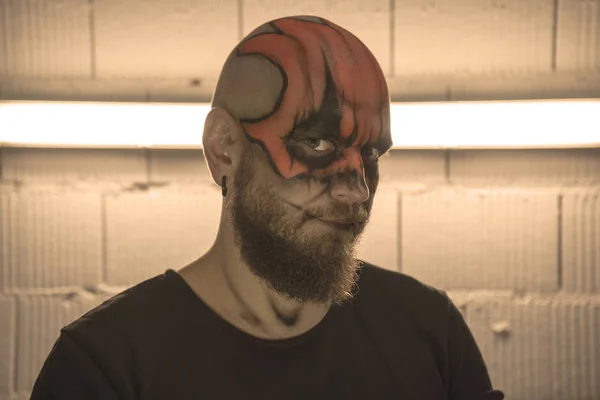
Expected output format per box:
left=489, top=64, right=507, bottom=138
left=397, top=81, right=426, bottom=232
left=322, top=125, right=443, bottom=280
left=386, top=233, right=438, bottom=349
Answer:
left=212, top=15, right=392, bottom=183
left=213, top=16, right=391, bottom=304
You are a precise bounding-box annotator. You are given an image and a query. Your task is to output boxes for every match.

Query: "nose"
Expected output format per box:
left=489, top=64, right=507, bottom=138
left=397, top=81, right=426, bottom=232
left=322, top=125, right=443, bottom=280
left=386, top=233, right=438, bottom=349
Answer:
left=330, top=172, right=370, bottom=204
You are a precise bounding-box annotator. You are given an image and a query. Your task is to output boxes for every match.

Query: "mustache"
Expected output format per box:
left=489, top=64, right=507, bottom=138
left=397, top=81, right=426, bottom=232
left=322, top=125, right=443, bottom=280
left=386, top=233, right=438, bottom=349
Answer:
left=303, top=203, right=369, bottom=224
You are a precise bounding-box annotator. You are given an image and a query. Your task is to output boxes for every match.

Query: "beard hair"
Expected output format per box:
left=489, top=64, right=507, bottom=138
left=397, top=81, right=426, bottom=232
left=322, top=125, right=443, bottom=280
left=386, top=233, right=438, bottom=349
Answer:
left=226, top=148, right=366, bottom=305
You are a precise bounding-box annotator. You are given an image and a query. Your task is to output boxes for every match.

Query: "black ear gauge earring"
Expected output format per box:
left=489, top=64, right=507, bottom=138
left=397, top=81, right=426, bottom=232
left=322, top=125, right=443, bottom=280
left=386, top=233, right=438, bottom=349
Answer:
left=222, top=176, right=227, bottom=197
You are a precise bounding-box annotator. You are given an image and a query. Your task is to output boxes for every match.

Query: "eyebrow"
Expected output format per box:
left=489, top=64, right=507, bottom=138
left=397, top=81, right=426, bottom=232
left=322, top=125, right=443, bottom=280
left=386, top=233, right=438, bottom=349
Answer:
left=291, top=115, right=342, bottom=142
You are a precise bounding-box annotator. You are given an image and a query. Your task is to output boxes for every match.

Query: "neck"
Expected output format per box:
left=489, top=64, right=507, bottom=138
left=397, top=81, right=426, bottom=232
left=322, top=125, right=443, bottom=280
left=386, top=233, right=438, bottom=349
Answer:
left=178, top=218, right=331, bottom=340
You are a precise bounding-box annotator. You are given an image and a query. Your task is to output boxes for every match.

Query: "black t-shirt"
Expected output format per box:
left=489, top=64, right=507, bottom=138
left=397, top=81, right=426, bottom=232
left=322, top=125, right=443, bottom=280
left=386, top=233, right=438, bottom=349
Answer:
left=31, top=263, right=504, bottom=400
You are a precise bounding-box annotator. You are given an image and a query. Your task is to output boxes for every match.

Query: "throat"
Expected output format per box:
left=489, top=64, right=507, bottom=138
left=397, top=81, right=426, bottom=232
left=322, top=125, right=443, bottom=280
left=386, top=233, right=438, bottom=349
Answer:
left=268, top=296, right=301, bottom=327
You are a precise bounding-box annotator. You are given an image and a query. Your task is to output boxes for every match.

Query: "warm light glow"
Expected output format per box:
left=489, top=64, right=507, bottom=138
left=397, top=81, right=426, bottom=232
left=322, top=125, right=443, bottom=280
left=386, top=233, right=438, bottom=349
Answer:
left=1, top=100, right=599, bottom=149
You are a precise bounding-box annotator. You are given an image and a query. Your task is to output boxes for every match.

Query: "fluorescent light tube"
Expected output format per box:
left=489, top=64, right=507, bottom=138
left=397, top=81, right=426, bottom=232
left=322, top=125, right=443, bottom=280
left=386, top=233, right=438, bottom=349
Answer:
left=1, top=99, right=598, bottom=149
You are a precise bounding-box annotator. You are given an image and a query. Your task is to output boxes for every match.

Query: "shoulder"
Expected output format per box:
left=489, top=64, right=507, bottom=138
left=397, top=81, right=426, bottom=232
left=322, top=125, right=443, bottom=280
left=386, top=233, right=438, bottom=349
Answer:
left=358, top=261, right=450, bottom=307
left=356, top=261, right=453, bottom=331
left=62, top=270, right=184, bottom=354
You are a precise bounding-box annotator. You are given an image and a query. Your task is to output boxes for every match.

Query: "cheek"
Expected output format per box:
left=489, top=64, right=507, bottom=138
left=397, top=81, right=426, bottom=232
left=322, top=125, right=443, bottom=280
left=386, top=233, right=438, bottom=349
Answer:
left=279, top=176, right=330, bottom=207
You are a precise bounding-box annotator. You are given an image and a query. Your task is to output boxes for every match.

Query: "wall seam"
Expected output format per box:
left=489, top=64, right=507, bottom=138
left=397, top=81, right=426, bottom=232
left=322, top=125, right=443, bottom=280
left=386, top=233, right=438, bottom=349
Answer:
left=88, top=0, right=97, bottom=79
left=551, top=0, right=560, bottom=71
left=12, top=296, right=19, bottom=395
left=1, top=0, right=9, bottom=77
left=557, top=194, right=563, bottom=289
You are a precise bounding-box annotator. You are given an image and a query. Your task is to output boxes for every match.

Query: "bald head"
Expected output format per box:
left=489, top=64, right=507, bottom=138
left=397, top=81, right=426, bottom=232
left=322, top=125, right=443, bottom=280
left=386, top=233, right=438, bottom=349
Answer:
left=211, top=16, right=391, bottom=180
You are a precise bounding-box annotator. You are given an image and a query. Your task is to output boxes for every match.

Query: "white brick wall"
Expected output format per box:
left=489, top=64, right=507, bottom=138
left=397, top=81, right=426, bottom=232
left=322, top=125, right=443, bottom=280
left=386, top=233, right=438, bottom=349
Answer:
left=402, top=189, right=559, bottom=291
left=1, top=189, right=103, bottom=292
left=94, top=0, right=239, bottom=79
left=468, top=296, right=600, bottom=400
left=394, top=0, right=555, bottom=75
left=0, top=0, right=91, bottom=78
left=1, top=148, right=599, bottom=399
left=104, top=188, right=221, bottom=285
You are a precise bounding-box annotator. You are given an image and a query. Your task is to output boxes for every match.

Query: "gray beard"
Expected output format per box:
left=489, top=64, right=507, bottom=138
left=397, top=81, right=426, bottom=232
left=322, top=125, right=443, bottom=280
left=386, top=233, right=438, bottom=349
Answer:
left=227, top=152, right=364, bottom=305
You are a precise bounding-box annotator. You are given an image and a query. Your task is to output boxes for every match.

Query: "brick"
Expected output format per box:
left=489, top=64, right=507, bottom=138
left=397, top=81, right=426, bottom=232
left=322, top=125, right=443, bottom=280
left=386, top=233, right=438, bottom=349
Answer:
left=556, top=0, right=600, bottom=71
left=450, top=149, right=600, bottom=186
left=16, top=294, right=108, bottom=393
left=105, top=188, right=221, bottom=286
left=0, top=189, right=102, bottom=292
left=447, top=72, right=600, bottom=101
left=148, top=149, right=212, bottom=184
left=401, top=189, right=558, bottom=291
left=94, top=0, right=238, bottom=79
left=357, top=188, right=399, bottom=271
left=394, top=0, right=554, bottom=76
left=467, top=296, right=600, bottom=400
left=0, top=0, right=91, bottom=78
left=1, top=148, right=147, bottom=183
left=0, top=296, right=16, bottom=397
left=0, top=77, right=218, bottom=103
left=378, top=150, right=446, bottom=187
left=242, top=0, right=391, bottom=75
left=562, top=190, right=600, bottom=293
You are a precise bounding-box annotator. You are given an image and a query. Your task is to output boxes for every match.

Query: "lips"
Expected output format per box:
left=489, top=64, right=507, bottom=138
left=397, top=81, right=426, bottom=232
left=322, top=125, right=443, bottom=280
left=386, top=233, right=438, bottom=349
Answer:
left=317, top=218, right=365, bottom=232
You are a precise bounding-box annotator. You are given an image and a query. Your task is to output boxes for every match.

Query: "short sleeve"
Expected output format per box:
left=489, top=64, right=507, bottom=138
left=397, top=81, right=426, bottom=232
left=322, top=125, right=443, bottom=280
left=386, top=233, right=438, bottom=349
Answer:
left=30, top=331, right=120, bottom=400
left=446, top=298, right=505, bottom=400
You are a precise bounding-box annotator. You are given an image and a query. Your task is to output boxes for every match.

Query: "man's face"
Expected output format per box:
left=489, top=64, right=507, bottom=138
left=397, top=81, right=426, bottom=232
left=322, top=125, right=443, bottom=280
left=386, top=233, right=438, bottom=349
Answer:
left=228, top=145, right=370, bottom=305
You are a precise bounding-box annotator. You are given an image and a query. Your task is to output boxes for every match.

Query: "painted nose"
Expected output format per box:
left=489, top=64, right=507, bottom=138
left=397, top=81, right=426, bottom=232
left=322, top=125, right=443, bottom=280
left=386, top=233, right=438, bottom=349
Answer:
left=330, top=172, right=370, bottom=204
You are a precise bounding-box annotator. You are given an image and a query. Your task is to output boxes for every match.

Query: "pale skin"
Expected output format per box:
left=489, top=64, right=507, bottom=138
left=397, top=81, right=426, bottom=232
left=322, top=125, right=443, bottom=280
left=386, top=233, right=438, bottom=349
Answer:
left=178, top=107, right=371, bottom=340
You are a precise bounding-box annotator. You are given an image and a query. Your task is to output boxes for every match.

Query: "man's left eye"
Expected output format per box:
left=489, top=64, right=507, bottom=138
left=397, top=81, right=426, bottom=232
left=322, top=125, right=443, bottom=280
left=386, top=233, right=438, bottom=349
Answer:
left=303, top=138, right=335, bottom=152
left=361, top=146, right=380, bottom=161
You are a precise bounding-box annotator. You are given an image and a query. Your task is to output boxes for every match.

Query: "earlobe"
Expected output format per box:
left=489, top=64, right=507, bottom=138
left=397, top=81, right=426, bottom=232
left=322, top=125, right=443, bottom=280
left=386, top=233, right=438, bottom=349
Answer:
left=221, top=176, right=228, bottom=197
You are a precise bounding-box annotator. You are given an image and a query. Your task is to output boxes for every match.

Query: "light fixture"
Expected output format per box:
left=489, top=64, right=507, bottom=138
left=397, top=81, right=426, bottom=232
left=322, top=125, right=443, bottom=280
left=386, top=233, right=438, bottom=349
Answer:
left=0, top=99, right=599, bottom=149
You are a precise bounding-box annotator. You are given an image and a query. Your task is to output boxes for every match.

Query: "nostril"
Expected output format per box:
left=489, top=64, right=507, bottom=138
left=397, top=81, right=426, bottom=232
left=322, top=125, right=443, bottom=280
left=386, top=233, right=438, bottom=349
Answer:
left=330, top=180, right=370, bottom=204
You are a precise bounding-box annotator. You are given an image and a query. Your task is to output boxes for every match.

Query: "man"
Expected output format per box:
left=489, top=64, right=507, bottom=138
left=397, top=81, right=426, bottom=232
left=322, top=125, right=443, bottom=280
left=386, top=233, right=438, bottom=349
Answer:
left=31, top=16, right=504, bottom=399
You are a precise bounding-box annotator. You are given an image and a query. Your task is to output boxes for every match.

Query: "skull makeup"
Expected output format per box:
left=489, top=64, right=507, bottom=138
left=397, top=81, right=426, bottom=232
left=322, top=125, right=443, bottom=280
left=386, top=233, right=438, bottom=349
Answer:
left=233, top=17, right=392, bottom=181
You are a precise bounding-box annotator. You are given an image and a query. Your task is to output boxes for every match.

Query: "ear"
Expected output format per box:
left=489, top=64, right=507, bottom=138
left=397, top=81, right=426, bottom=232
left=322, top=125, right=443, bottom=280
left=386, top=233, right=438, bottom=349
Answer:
left=202, top=107, right=243, bottom=186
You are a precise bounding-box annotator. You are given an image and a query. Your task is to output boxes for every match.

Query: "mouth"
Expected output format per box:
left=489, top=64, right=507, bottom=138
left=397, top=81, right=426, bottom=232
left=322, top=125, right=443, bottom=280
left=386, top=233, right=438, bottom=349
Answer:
left=316, top=218, right=365, bottom=232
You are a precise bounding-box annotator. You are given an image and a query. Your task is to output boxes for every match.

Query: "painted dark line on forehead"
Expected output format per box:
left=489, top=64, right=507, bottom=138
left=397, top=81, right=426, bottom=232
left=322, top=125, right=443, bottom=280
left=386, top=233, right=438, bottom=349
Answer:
left=290, top=56, right=341, bottom=138
left=240, top=127, right=287, bottom=179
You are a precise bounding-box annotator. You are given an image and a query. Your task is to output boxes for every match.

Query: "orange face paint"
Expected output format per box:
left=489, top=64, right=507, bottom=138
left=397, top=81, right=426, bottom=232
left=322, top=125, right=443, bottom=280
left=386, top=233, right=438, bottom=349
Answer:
left=236, top=17, right=391, bottom=180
